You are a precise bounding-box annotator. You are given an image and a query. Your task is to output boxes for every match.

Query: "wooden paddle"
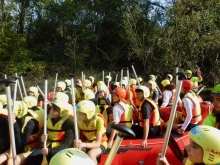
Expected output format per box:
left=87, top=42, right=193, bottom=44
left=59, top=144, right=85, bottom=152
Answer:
left=131, top=65, right=140, bottom=86
left=161, top=72, right=186, bottom=161
left=41, top=76, right=49, bottom=165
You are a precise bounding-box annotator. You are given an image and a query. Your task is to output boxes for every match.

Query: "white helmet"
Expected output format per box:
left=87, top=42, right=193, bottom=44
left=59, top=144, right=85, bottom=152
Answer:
left=84, top=79, right=92, bottom=87
left=120, top=80, right=128, bottom=87
left=56, top=81, right=66, bottom=91
left=0, top=95, right=7, bottom=106
left=135, top=85, right=150, bottom=98
left=130, top=79, right=137, bottom=85
left=167, top=74, right=173, bottom=81
left=53, top=92, right=69, bottom=102
left=65, top=79, right=71, bottom=87
left=88, top=76, right=94, bottom=83
left=28, top=86, right=39, bottom=96
left=97, top=84, right=107, bottom=93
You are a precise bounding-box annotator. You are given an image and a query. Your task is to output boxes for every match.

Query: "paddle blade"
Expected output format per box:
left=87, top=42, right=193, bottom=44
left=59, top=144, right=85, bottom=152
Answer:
left=168, top=135, right=184, bottom=162
left=41, top=156, right=48, bottom=165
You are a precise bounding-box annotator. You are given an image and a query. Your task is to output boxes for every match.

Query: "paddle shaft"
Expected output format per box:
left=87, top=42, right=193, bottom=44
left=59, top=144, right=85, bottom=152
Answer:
left=127, top=69, right=130, bottom=100
left=53, top=73, right=58, bottom=95
left=15, top=73, right=23, bottom=99
left=107, top=72, right=111, bottom=89
left=131, top=65, right=140, bottom=86
left=20, top=75, right=27, bottom=97
left=43, top=78, right=48, bottom=148
left=35, top=85, right=52, bottom=106
left=104, top=135, right=123, bottom=165
left=161, top=80, right=183, bottom=158
left=120, top=69, right=123, bottom=87
left=70, top=77, right=79, bottom=140
left=6, top=86, right=17, bottom=165
left=102, top=70, right=105, bottom=82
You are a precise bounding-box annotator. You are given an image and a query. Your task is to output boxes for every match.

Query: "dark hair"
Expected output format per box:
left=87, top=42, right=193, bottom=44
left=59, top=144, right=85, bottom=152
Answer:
left=212, top=109, right=220, bottom=123
left=164, top=84, right=175, bottom=91
left=52, top=104, right=61, bottom=112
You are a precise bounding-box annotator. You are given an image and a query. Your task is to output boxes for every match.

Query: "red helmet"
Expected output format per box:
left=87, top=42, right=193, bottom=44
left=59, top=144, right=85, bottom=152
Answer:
left=182, top=80, right=193, bottom=92
left=112, top=88, right=126, bottom=100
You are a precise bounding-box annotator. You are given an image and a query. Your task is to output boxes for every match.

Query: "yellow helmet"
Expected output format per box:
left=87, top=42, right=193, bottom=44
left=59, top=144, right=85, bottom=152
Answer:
left=120, top=80, right=128, bottom=87
left=82, top=89, right=95, bottom=100
left=49, top=148, right=95, bottom=165
left=53, top=92, right=69, bottom=102
left=97, top=84, right=107, bottom=93
left=105, top=75, right=112, bottom=81
left=189, top=125, right=220, bottom=164
left=149, top=74, right=156, bottom=81
left=135, top=85, right=150, bottom=98
left=23, top=96, right=38, bottom=109
left=130, top=79, right=137, bottom=85
left=147, top=80, right=157, bottom=89
left=0, top=94, right=7, bottom=106
left=14, top=101, right=28, bottom=118
left=28, top=86, right=38, bottom=96
left=65, top=79, right=71, bottom=87
left=56, top=81, right=66, bottom=91
left=88, top=76, right=94, bottom=83
left=97, top=81, right=105, bottom=87
left=52, top=100, right=72, bottom=117
left=84, top=79, right=92, bottom=87
left=76, top=100, right=95, bottom=119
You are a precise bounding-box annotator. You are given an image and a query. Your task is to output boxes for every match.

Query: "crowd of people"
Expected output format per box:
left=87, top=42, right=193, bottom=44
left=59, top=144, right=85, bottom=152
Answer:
left=0, top=69, right=219, bottom=165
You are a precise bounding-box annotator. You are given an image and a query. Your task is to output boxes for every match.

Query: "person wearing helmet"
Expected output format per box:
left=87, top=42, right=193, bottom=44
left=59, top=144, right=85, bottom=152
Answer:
left=156, top=125, right=220, bottom=165
left=75, top=81, right=83, bottom=103
left=170, top=80, right=201, bottom=135
left=125, top=79, right=138, bottom=106
left=149, top=74, right=156, bottom=81
left=97, top=84, right=112, bottom=127
left=161, top=74, right=173, bottom=92
left=88, top=76, right=98, bottom=94
left=25, top=100, right=75, bottom=165
left=146, top=80, right=159, bottom=104
left=64, top=79, right=72, bottom=92
left=74, top=100, right=107, bottom=164
left=203, top=84, right=220, bottom=130
left=131, top=85, right=161, bottom=148
left=1, top=97, right=44, bottom=165
left=56, top=81, right=72, bottom=104
left=107, top=88, right=133, bottom=148
left=120, top=79, right=128, bottom=89
left=185, top=69, right=203, bottom=92
left=28, top=86, right=44, bottom=108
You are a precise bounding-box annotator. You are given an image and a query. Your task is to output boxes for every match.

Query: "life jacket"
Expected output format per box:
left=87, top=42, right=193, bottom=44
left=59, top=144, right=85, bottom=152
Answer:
left=47, top=115, right=70, bottom=148
left=22, top=108, right=44, bottom=151
left=138, top=98, right=161, bottom=128
left=78, top=113, right=108, bottom=143
left=114, top=101, right=133, bottom=128
left=98, top=98, right=112, bottom=125
left=181, top=92, right=201, bottom=123
left=125, top=85, right=137, bottom=106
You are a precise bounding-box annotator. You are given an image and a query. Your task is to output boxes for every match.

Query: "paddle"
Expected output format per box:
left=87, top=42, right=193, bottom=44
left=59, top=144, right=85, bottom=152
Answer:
left=131, top=65, right=140, bottom=86
left=69, top=74, right=79, bottom=140
left=161, top=72, right=186, bottom=161
left=15, top=73, right=23, bottom=99
left=104, top=124, right=136, bottom=165
left=53, top=72, right=58, bottom=96
left=34, top=83, right=52, bottom=107
left=102, top=70, right=105, bottom=82
left=41, top=76, right=49, bottom=165
left=175, top=64, right=181, bottom=87
left=126, top=68, right=130, bottom=100
left=20, top=74, right=27, bottom=97
left=120, top=68, right=123, bottom=87
left=0, top=79, right=17, bottom=165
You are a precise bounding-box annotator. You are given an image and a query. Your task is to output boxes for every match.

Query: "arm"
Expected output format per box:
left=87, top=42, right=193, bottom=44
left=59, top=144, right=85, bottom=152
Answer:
left=180, top=98, right=194, bottom=131
left=142, top=119, right=149, bottom=147
left=152, top=91, right=159, bottom=103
